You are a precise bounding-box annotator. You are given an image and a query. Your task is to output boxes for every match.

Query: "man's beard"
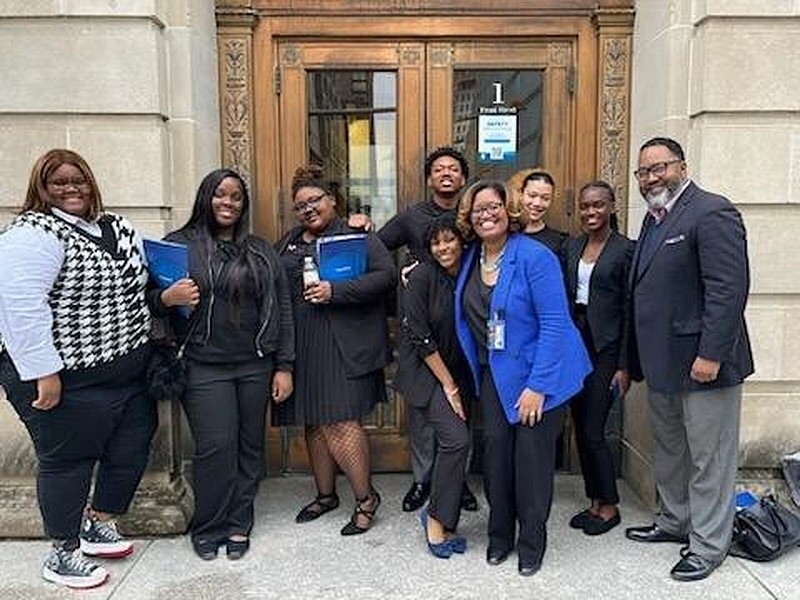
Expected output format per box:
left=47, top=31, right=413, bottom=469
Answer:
left=644, top=187, right=671, bottom=210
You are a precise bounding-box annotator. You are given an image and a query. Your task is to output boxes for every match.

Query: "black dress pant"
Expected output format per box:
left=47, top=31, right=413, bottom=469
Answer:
left=571, top=319, right=620, bottom=504
left=183, top=357, right=273, bottom=544
left=1, top=353, right=156, bottom=542
left=420, top=387, right=469, bottom=531
left=480, top=368, right=565, bottom=566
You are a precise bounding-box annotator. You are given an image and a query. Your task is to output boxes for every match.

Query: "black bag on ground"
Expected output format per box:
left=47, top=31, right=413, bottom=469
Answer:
left=730, top=494, right=800, bottom=562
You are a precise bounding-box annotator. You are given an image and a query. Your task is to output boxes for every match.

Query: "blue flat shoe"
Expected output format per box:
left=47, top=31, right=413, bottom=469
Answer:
left=448, top=535, right=467, bottom=554
left=419, top=507, right=453, bottom=559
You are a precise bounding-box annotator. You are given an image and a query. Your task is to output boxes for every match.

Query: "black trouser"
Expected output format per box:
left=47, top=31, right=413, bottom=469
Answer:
left=480, top=368, right=564, bottom=566
left=1, top=354, right=156, bottom=542
left=420, top=387, right=469, bottom=531
left=182, top=358, right=273, bottom=545
left=571, top=316, right=620, bottom=505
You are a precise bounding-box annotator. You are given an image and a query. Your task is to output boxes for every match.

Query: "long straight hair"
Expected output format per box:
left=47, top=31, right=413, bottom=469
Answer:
left=176, top=169, right=266, bottom=310
left=22, top=149, right=103, bottom=220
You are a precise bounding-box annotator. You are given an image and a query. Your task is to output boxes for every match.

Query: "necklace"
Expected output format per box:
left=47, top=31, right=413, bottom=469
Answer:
left=480, top=244, right=505, bottom=273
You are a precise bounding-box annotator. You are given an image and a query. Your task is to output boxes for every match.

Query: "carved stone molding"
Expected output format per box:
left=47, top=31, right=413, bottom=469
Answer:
left=220, top=36, right=255, bottom=190
left=596, top=26, right=632, bottom=232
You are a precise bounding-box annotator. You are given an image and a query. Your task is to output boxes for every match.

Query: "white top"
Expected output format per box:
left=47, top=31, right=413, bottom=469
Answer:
left=575, top=259, right=595, bottom=305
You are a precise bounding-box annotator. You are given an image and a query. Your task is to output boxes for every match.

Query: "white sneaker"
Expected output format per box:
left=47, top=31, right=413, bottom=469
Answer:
left=79, top=516, right=134, bottom=558
left=42, top=546, right=109, bottom=589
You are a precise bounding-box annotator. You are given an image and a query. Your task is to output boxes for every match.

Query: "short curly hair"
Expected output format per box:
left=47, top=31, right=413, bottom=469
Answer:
left=456, top=180, right=527, bottom=242
left=424, top=147, right=469, bottom=181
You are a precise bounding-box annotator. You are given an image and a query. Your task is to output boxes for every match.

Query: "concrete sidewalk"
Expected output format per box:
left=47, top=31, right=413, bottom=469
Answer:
left=1, top=474, right=798, bottom=599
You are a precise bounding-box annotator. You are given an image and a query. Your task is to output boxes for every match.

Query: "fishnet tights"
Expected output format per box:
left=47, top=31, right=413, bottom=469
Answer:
left=305, top=421, right=371, bottom=500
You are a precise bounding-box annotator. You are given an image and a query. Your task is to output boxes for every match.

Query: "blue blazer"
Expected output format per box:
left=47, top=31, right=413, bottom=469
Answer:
left=455, top=234, right=592, bottom=424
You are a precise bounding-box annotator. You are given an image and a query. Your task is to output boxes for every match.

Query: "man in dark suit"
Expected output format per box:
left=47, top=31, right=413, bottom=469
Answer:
left=624, top=137, right=754, bottom=581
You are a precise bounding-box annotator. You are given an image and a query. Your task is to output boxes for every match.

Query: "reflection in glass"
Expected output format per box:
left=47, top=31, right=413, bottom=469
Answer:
left=452, top=70, right=543, bottom=183
left=307, top=71, right=397, bottom=229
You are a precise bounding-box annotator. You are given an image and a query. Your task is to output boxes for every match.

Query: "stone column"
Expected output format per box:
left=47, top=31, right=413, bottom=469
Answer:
left=0, top=0, right=222, bottom=537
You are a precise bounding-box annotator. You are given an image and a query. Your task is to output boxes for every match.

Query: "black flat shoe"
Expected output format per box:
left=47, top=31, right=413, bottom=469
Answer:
left=569, top=508, right=593, bottom=530
left=341, top=489, right=381, bottom=536
left=518, top=561, right=541, bottom=577
left=670, top=552, right=717, bottom=582
left=584, top=511, right=621, bottom=536
left=461, top=483, right=479, bottom=512
left=402, top=482, right=430, bottom=513
left=486, top=547, right=511, bottom=566
left=192, top=539, right=220, bottom=561
left=226, top=538, right=250, bottom=560
left=625, top=523, right=687, bottom=544
left=295, top=492, right=340, bottom=523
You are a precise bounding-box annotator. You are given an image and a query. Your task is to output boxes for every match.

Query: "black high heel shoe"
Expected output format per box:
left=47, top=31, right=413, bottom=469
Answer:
left=341, top=489, right=381, bottom=536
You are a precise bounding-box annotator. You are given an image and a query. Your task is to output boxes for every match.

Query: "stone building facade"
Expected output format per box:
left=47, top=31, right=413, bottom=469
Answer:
left=0, top=0, right=796, bottom=535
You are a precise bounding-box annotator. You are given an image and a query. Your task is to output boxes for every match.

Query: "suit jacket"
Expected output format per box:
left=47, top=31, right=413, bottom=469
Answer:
left=455, top=234, right=592, bottom=424
left=564, top=231, right=634, bottom=367
left=276, top=218, right=397, bottom=378
left=627, top=181, right=754, bottom=393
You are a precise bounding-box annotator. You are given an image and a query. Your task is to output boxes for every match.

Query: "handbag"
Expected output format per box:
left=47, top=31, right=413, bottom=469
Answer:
left=146, top=313, right=199, bottom=402
left=729, top=494, right=800, bottom=562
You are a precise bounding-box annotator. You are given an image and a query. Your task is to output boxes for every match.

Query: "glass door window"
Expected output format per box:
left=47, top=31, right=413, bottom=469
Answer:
left=307, top=70, right=397, bottom=229
left=453, top=69, right=544, bottom=183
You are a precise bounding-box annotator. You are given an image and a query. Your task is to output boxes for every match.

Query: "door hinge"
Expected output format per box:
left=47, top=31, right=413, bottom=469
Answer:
left=274, top=65, right=282, bottom=95
left=568, top=66, right=576, bottom=96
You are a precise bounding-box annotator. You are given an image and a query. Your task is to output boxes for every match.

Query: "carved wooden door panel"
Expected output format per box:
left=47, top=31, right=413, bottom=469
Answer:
left=267, top=39, right=577, bottom=474
left=427, top=41, right=576, bottom=233
left=267, top=42, right=425, bottom=473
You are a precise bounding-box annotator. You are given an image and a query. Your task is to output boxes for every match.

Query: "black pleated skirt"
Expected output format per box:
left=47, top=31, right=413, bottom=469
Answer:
left=272, top=302, right=386, bottom=426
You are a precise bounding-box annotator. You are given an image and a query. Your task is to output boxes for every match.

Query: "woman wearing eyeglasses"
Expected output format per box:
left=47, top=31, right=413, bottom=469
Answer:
left=454, top=180, right=591, bottom=576
left=275, top=164, right=395, bottom=536
left=0, top=149, right=156, bottom=588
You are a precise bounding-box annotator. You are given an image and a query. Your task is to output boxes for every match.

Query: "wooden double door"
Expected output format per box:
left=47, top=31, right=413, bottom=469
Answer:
left=267, top=39, right=578, bottom=474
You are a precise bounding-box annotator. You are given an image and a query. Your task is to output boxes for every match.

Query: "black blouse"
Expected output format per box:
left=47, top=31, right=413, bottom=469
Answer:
left=463, top=261, right=493, bottom=367
left=396, top=260, right=471, bottom=407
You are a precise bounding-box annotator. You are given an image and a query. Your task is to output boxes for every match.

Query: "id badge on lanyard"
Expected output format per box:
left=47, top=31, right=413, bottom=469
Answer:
left=487, top=310, right=506, bottom=351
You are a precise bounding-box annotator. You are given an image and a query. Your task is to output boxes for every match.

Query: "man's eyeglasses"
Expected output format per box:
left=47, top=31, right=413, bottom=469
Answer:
left=471, top=201, right=505, bottom=217
left=294, top=193, right=326, bottom=214
left=47, top=177, right=90, bottom=189
left=633, top=159, right=681, bottom=181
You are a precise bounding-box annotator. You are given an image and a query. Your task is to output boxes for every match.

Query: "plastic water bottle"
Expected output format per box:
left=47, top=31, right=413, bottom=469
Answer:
left=302, top=256, right=320, bottom=289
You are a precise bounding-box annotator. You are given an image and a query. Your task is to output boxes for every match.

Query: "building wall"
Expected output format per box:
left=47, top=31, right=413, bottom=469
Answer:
left=0, top=0, right=220, bottom=234
left=624, top=0, right=800, bottom=505
left=0, top=0, right=220, bottom=535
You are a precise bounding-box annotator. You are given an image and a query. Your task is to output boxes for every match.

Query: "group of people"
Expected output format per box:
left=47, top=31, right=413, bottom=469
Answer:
left=0, top=135, right=752, bottom=589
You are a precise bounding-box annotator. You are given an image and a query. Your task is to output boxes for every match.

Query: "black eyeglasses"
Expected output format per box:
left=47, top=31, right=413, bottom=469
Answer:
left=633, top=159, right=681, bottom=181
left=294, top=193, right=326, bottom=214
left=47, top=177, right=90, bottom=189
left=470, top=201, right=505, bottom=217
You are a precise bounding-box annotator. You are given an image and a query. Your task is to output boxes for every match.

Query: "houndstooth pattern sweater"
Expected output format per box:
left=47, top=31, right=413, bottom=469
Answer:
left=0, top=211, right=150, bottom=371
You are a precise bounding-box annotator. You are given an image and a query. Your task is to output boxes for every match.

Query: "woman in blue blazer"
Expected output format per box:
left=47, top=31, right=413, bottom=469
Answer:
left=454, top=180, right=591, bottom=576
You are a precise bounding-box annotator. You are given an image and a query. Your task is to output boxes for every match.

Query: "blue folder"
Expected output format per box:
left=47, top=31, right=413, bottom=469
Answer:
left=317, top=233, right=367, bottom=282
left=143, top=239, right=188, bottom=288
